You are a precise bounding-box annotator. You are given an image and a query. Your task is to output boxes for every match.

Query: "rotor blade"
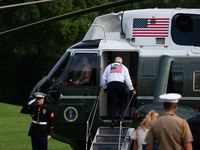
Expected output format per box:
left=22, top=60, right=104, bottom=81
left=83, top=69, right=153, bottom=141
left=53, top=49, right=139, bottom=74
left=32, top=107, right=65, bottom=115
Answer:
left=0, top=0, right=143, bottom=36
left=0, top=0, right=57, bottom=10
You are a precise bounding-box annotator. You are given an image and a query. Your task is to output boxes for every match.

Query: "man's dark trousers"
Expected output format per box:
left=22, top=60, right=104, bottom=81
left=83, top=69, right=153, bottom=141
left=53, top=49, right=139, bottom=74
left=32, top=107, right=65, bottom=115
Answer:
left=108, top=81, right=125, bottom=123
left=31, top=138, right=47, bottom=150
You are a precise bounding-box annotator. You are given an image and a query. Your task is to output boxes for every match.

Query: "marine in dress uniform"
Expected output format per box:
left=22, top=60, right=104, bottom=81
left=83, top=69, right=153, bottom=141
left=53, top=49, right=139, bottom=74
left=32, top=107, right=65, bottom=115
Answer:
left=21, top=92, right=54, bottom=150
left=101, top=57, right=136, bottom=127
left=145, top=93, right=193, bottom=150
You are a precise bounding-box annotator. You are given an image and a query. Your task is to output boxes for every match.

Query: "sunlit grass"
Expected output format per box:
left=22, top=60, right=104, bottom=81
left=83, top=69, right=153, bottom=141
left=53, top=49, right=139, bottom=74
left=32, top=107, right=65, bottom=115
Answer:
left=0, top=102, right=73, bottom=150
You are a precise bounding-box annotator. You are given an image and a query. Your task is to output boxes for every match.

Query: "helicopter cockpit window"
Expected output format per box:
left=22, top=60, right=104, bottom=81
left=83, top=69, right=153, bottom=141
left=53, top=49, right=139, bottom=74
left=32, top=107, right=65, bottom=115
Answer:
left=167, top=72, right=183, bottom=93
left=67, top=53, right=97, bottom=86
left=36, top=80, right=60, bottom=104
left=194, top=71, right=200, bottom=91
left=48, top=51, right=71, bottom=85
left=35, top=51, right=71, bottom=104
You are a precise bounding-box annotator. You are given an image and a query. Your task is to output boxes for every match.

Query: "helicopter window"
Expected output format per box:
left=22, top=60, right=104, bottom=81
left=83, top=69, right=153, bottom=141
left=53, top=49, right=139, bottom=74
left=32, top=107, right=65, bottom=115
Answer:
left=173, top=14, right=194, bottom=32
left=49, top=51, right=71, bottom=84
left=194, top=71, right=200, bottom=91
left=38, top=80, right=52, bottom=93
left=66, top=53, right=97, bottom=86
left=36, top=80, right=60, bottom=104
left=167, top=72, right=183, bottom=93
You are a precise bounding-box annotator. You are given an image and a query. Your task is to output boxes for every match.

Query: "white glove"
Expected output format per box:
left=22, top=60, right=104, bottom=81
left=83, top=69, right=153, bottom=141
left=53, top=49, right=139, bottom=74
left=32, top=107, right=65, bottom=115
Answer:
left=47, top=135, right=51, bottom=139
left=28, top=98, right=36, bottom=105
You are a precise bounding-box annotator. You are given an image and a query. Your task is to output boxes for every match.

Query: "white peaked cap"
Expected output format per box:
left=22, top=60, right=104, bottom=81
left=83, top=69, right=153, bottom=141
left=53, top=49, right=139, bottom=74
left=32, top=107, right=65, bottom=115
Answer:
left=34, top=92, right=47, bottom=98
left=159, top=93, right=182, bottom=103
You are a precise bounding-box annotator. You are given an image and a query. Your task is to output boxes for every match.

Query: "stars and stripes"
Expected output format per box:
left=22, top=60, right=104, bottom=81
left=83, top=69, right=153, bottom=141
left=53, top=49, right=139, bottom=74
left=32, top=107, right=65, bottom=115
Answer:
left=132, top=18, right=169, bottom=37
left=110, top=65, right=122, bottom=73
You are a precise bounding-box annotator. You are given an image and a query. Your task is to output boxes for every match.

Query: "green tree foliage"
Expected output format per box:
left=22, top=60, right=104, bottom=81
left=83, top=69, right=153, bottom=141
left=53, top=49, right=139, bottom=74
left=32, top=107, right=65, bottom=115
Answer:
left=0, top=0, right=200, bottom=105
left=0, top=0, right=89, bottom=105
left=0, top=0, right=116, bottom=105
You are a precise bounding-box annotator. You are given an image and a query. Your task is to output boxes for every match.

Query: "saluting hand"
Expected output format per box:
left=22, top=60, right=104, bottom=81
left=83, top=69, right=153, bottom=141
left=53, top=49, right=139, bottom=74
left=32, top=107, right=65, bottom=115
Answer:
left=28, top=98, right=36, bottom=105
left=47, top=135, right=51, bottom=139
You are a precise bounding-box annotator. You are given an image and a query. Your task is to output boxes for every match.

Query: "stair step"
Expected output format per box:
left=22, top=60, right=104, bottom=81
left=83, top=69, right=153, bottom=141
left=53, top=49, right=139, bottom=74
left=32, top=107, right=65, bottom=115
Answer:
left=99, top=127, right=129, bottom=135
left=92, top=142, right=120, bottom=150
left=96, top=134, right=122, bottom=143
left=102, top=120, right=133, bottom=123
left=90, top=127, right=134, bottom=150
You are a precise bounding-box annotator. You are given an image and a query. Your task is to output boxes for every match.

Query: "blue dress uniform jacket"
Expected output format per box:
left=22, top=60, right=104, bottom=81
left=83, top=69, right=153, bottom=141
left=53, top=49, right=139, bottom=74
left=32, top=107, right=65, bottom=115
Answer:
left=21, top=103, right=54, bottom=139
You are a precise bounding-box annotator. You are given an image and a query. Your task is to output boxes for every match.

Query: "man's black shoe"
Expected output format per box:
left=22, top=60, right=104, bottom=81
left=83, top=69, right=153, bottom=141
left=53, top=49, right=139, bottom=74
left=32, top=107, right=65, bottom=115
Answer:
left=111, top=122, right=115, bottom=128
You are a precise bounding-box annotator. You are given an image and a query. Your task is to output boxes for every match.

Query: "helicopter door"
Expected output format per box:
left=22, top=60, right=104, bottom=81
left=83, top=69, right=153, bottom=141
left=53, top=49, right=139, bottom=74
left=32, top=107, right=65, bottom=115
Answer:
left=100, top=51, right=138, bottom=121
left=59, top=52, right=99, bottom=125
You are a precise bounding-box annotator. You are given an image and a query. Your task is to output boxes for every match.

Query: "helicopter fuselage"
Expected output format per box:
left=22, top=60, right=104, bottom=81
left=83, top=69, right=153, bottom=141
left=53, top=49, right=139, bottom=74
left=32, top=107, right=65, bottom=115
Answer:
left=29, top=8, right=200, bottom=149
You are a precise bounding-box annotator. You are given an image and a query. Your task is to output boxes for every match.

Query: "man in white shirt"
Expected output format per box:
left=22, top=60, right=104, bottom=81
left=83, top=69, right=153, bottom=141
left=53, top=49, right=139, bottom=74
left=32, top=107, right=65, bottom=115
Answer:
left=101, top=57, right=136, bottom=127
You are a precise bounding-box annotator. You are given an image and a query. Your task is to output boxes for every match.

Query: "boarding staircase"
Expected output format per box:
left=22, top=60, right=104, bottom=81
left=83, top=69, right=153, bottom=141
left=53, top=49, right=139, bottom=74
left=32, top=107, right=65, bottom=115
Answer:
left=86, top=87, right=136, bottom=150
left=89, top=126, right=135, bottom=150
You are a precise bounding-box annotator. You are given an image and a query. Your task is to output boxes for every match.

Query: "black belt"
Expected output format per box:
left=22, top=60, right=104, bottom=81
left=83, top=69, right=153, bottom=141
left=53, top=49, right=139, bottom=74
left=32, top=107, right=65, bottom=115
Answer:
left=108, top=81, right=124, bottom=86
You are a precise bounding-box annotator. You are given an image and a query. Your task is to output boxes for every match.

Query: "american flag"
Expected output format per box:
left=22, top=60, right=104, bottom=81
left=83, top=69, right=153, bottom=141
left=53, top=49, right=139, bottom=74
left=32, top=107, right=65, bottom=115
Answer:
left=110, top=65, right=122, bottom=73
left=132, top=18, right=169, bottom=37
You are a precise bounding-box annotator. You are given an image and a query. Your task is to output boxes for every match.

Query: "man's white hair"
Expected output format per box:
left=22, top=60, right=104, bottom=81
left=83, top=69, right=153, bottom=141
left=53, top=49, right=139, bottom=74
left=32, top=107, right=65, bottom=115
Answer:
left=115, top=57, right=123, bottom=63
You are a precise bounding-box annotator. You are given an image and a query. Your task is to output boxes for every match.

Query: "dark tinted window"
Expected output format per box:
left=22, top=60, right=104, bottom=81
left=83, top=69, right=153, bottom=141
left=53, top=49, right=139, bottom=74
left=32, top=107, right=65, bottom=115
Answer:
left=34, top=79, right=60, bottom=104
left=167, top=72, right=183, bottom=93
left=194, top=71, right=200, bottom=91
left=48, top=51, right=71, bottom=85
left=171, top=13, right=200, bottom=46
left=66, top=53, right=97, bottom=86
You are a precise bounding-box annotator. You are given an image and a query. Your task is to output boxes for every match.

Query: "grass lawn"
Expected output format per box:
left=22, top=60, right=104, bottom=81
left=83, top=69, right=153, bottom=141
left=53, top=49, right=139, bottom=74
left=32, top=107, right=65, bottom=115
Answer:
left=0, top=102, right=73, bottom=150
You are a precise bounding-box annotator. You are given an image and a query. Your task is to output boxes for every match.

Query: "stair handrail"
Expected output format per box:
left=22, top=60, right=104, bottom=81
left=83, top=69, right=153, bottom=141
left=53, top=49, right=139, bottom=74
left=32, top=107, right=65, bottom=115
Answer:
left=86, top=87, right=102, bottom=150
left=118, top=94, right=135, bottom=150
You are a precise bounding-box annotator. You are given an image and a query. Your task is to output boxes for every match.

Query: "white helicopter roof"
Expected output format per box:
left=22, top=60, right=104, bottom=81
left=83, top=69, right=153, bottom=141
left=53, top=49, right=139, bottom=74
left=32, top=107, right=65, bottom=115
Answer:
left=78, top=8, right=200, bottom=57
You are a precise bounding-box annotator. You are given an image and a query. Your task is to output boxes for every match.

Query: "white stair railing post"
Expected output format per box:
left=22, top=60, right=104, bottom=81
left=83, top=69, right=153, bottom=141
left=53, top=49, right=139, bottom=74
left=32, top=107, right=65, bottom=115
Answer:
left=118, top=94, right=135, bottom=150
left=85, top=87, right=102, bottom=150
